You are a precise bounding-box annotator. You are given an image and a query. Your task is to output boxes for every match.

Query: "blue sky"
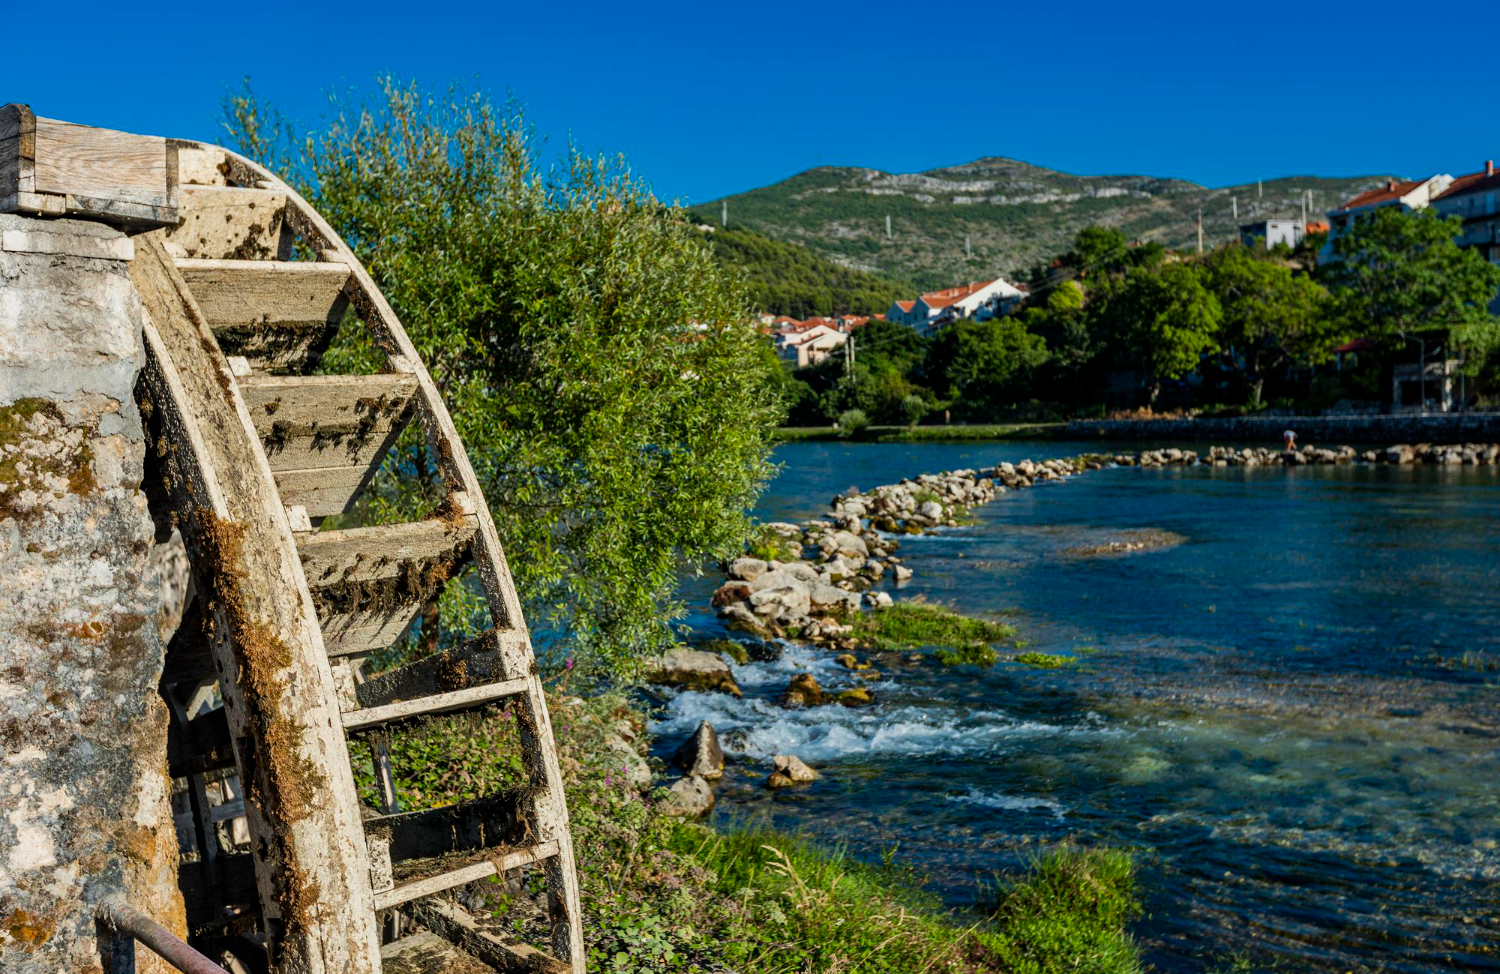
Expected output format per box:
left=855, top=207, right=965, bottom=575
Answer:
left=6, top=0, right=1497, bottom=206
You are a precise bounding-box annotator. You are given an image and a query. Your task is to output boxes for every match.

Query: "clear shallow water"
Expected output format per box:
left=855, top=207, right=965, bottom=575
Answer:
left=661, top=442, right=1500, bottom=973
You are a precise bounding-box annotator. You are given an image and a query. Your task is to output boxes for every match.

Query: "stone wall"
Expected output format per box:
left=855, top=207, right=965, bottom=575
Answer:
left=1067, top=413, right=1500, bottom=444
left=0, top=215, right=183, bottom=972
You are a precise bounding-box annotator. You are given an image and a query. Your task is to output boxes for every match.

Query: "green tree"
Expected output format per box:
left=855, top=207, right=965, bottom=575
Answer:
left=901, top=394, right=928, bottom=427
left=1206, top=245, right=1334, bottom=404
left=1067, top=226, right=1129, bottom=275
left=1109, top=262, right=1222, bottom=403
left=224, top=79, right=782, bottom=673
left=1322, top=207, right=1500, bottom=368
left=924, top=317, right=1048, bottom=415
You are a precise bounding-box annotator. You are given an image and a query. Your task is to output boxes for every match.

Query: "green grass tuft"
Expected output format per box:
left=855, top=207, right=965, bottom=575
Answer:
left=935, top=644, right=1000, bottom=667
left=1015, top=652, right=1071, bottom=669
left=978, top=845, right=1143, bottom=974
left=850, top=602, right=1015, bottom=653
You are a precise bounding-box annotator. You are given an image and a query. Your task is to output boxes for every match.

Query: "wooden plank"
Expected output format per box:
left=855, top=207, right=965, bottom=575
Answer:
left=320, top=605, right=425, bottom=659
left=166, top=186, right=290, bottom=260
left=237, top=373, right=417, bottom=514
left=177, top=145, right=228, bottom=187
left=175, top=258, right=351, bottom=373
left=33, top=115, right=170, bottom=204
left=0, top=104, right=36, bottom=197
left=372, top=841, right=559, bottom=912
left=365, top=792, right=531, bottom=865
left=343, top=678, right=529, bottom=731
left=298, top=516, right=477, bottom=589
left=380, top=932, right=495, bottom=974
left=131, top=231, right=383, bottom=972
left=413, top=899, right=569, bottom=974
left=355, top=629, right=528, bottom=710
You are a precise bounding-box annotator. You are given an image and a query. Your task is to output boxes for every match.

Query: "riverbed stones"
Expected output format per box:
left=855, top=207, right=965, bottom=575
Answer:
left=673, top=720, right=725, bottom=780
left=767, top=755, right=819, bottom=790
left=728, top=556, right=768, bottom=581
left=663, top=775, right=715, bottom=817
left=711, top=580, right=752, bottom=607
left=780, top=673, right=828, bottom=708
left=649, top=648, right=743, bottom=697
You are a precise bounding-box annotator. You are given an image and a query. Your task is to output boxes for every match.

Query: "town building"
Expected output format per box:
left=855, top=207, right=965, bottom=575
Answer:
left=773, top=319, right=848, bottom=369
left=886, top=278, right=1025, bottom=334
left=1320, top=175, right=1453, bottom=261
left=1239, top=219, right=1308, bottom=250
left=1430, top=160, right=1500, bottom=268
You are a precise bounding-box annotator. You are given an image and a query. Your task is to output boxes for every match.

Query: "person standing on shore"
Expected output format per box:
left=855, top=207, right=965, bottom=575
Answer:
left=1283, top=429, right=1297, bottom=452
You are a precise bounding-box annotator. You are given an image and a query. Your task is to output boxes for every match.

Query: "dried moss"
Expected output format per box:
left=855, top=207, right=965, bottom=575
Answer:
left=1, top=908, right=55, bottom=951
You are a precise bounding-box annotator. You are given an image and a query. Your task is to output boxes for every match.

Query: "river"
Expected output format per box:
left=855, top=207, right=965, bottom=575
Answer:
left=658, top=440, right=1500, bottom=974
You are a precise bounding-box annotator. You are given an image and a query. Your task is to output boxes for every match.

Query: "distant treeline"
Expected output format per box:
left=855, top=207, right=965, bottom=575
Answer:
left=693, top=220, right=910, bottom=319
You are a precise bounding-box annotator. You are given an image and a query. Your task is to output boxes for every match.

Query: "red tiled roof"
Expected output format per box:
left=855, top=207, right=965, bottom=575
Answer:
left=1334, top=178, right=1422, bottom=212
left=895, top=300, right=915, bottom=312
left=1433, top=162, right=1500, bottom=201
left=919, top=279, right=997, bottom=310
left=1333, top=337, right=1376, bottom=354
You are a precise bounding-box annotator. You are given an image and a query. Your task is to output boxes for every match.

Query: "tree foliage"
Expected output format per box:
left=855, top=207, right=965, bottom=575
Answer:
left=223, top=79, right=782, bottom=673
left=1205, top=245, right=1333, bottom=403
left=1322, top=207, right=1500, bottom=367
left=697, top=225, right=909, bottom=319
left=1107, top=262, right=1222, bottom=401
left=924, top=317, right=1048, bottom=414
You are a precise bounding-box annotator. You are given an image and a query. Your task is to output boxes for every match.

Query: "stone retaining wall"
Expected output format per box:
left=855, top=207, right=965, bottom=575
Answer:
left=1068, top=413, right=1500, bottom=444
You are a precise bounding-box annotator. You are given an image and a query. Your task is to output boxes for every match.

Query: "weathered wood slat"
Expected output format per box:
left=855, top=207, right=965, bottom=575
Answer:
left=364, top=792, right=532, bottom=866
left=175, top=258, right=351, bottom=373
left=372, top=841, right=560, bottom=912
left=355, top=629, right=528, bottom=711
left=380, top=931, right=495, bottom=974
left=166, top=185, right=290, bottom=260
left=343, top=678, right=529, bottom=731
left=413, top=899, right=569, bottom=974
left=237, top=372, right=417, bottom=515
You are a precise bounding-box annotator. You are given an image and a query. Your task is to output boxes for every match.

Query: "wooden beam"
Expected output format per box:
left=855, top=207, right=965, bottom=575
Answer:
left=131, top=231, right=383, bottom=974
left=175, top=258, right=351, bottom=373
left=355, top=629, right=528, bottom=710
left=365, top=792, right=532, bottom=866
left=237, top=372, right=418, bottom=515
left=372, top=841, right=559, bottom=912
left=342, top=678, right=529, bottom=731
left=412, top=898, right=570, bottom=974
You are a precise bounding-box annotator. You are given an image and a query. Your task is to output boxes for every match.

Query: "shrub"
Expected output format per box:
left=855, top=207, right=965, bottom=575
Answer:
left=837, top=408, right=870, bottom=437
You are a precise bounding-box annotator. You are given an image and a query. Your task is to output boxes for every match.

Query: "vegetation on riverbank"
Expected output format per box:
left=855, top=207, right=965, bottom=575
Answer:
left=352, top=691, right=1143, bottom=974
left=850, top=602, right=1016, bottom=654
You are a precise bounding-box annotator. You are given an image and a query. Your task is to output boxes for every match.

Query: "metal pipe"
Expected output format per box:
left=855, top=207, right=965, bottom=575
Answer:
left=97, top=896, right=229, bottom=974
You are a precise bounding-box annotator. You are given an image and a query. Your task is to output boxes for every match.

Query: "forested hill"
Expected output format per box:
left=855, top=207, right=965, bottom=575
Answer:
left=698, top=224, right=912, bottom=318
left=692, top=158, right=1390, bottom=289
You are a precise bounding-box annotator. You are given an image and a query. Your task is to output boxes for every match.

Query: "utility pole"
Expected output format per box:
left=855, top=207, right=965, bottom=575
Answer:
left=1233, top=196, right=1238, bottom=221
left=886, top=214, right=892, bottom=239
left=1196, top=206, right=1204, bottom=255
left=721, top=200, right=728, bottom=228
left=1300, top=190, right=1307, bottom=224
left=965, top=234, right=972, bottom=259
left=1258, top=179, right=1263, bottom=200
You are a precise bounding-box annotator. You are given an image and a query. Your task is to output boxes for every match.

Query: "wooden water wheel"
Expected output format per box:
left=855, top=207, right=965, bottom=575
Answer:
left=127, top=137, right=586, bottom=973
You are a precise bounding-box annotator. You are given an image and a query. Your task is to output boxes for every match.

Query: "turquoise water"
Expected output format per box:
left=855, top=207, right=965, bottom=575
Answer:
left=661, top=441, right=1500, bottom=973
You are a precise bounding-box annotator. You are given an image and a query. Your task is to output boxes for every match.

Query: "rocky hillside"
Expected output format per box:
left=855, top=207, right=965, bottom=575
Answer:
left=693, top=158, right=1391, bottom=289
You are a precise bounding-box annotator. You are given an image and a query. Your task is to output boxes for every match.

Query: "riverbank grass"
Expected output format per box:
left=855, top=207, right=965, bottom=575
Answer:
left=851, top=602, right=1016, bottom=656
left=1015, top=651, right=1073, bottom=669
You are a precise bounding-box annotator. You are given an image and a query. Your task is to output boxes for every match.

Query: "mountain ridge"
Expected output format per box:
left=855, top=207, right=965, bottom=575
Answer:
left=693, top=157, right=1391, bottom=289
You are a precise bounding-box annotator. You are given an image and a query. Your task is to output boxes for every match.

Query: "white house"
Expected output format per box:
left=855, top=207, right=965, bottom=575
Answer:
left=887, top=278, right=1025, bottom=335
left=1320, top=174, right=1453, bottom=261
left=774, top=320, right=848, bottom=369
left=1239, top=219, right=1306, bottom=250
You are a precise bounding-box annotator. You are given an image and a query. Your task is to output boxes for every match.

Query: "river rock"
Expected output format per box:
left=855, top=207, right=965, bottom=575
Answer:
left=673, top=720, right=724, bottom=780
left=918, top=500, right=944, bottom=520
left=893, top=564, right=913, bottom=582
left=838, top=687, right=874, bottom=707
left=728, top=556, right=768, bottom=581
left=763, top=521, right=803, bottom=538
left=780, top=673, right=828, bottom=707
left=663, top=775, right=714, bottom=817
left=649, top=648, right=742, bottom=697
left=767, top=754, right=820, bottom=788
left=809, top=582, right=861, bottom=616
left=711, top=580, right=751, bottom=607
left=832, top=530, right=869, bottom=559
left=866, top=591, right=894, bottom=609
left=749, top=582, right=810, bottom=621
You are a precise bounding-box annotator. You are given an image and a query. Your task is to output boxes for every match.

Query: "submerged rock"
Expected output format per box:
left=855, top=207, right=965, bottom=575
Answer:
left=767, top=754, right=820, bottom=789
left=780, top=673, right=828, bottom=708
left=673, top=720, right=725, bottom=780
